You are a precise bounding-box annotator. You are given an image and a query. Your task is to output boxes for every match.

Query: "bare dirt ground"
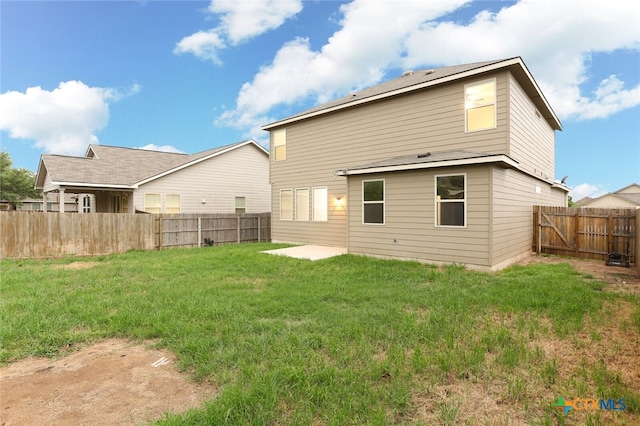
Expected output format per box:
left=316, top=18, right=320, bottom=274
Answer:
left=0, top=340, right=215, bottom=426
left=520, top=254, right=640, bottom=295
left=1, top=256, right=638, bottom=426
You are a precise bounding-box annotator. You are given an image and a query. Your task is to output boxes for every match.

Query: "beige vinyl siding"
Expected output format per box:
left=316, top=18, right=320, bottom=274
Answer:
left=347, top=166, right=491, bottom=267
left=270, top=71, right=511, bottom=247
left=42, top=172, right=56, bottom=193
left=617, top=184, right=640, bottom=194
left=491, top=168, right=564, bottom=266
left=134, top=144, right=270, bottom=214
left=508, top=73, right=556, bottom=181
left=271, top=181, right=348, bottom=246
left=583, top=194, right=639, bottom=208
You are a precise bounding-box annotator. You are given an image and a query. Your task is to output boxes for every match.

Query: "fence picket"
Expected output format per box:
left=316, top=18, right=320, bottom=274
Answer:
left=0, top=212, right=271, bottom=259
left=533, top=206, right=637, bottom=264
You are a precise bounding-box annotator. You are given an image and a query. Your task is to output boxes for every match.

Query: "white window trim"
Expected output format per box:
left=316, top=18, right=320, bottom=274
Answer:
left=294, top=187, right=310, bottom=222
left=435, top=173, right=467, bottom=228
left=280, top=189, right=293, bottom=221
left=464, top=78, right=496, bottom=133
left=312, top=186, right=328, bottom=222
left=362, top=179, right=385, bottom=225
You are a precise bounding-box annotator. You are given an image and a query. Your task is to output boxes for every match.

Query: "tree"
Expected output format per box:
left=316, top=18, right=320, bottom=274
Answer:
left=0, top=152, right=41, bottom=209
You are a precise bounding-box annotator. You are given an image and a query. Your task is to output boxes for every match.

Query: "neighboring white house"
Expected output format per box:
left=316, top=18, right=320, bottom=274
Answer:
left=574, top=184, right=640, bottom=209
left=34, top=140, right=271, bottom=214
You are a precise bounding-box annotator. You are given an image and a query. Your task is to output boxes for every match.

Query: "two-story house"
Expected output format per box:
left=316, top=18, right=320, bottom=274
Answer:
left=263, top=57, right=568, bottom=271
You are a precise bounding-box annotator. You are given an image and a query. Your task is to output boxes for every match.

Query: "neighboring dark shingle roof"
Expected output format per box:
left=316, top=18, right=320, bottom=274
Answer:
left=616, top=193, right=640, bottom=204
left=572, top=197, right=593, bottom=207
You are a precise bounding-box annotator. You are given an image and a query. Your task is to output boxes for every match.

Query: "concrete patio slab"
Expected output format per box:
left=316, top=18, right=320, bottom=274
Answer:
left=262, top=245, right=347, bottom=261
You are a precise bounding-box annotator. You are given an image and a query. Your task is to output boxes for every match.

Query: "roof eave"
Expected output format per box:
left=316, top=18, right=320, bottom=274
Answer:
left=34, top=157, right=47, bottom=190
left=551, top=182, right=571, bottom=193
left=47, top=182, right=135, bottom=190
left=335, top=154, right=520, bottom=176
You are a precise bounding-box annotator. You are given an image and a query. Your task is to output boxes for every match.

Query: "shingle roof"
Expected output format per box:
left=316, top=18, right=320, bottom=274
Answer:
left=36, top=140, right=262, bottom=188
left=336, top=150, right=518, bottom=176
left=615, top=193, right=640, bottom=204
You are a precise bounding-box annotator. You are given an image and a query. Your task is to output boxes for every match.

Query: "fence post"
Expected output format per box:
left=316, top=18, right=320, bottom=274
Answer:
left=198, top=217, right=202, bottom=247
left=607, top=211, right=613, bottom=255
left=158, top=216, right=163, bottom=250
left=258, top=216, right=261, bottom=242
left=536, top=206, right=541, bottom=254
left=574, top=211, right=580, bottom=258
left=636, top=209, right=639, bottom=273
left=237, top=216, right=241, bottom=243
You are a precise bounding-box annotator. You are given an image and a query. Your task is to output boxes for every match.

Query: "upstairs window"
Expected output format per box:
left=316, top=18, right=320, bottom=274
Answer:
left=273, top=129, right=286, bottom=161
left=465, top=79, right=496, bottom=132
left=363, top=180, right=384, bottom=224
left=435, top=174, right=466, bottom=227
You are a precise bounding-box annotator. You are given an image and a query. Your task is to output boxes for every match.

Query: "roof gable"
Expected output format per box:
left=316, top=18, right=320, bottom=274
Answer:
left=614, top=183, right=640, bottom=194
left=263, top=57, right=561, bottom=131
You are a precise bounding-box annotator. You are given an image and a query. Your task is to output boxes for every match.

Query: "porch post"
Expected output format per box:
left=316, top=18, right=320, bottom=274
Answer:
left=59, top=189, right=65, bottom=213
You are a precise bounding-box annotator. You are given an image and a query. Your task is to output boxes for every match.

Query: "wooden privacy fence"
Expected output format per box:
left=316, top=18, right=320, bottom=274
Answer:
left=156, top=213, right=271, bottom=249
left=0, top=211, right=156, bottom=258
left=0, top=212, right=271, bottom=259
left=533, top=206, right=638, bottom=264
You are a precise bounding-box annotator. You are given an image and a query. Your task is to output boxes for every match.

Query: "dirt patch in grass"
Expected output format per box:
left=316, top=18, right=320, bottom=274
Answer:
left=407, top=256, right=640, bottom=425
left=520, top=255, right=640, bottom=295
left=52, top=261, right=100, bottom=270
left=0, top=339, right=215, bottom=426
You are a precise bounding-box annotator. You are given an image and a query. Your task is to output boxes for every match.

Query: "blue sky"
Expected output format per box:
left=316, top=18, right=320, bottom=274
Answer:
left=1, top=0, right=639, bottom=201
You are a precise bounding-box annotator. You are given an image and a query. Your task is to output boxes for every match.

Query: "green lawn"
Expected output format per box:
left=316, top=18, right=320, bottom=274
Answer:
left=1, top=243, right=639, bottom=425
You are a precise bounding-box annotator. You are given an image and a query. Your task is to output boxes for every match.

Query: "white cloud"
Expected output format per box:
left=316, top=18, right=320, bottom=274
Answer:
left=218, top=0, right=639, bottom=136
left=569, top=183, right=607, bottom=200
left=209, top=0, right=303, bottom=44
left=136, top=143, right=184, bottom=154
left=173, top=30, right=226, bottom=64
left=217, top=0, right=470, bottom=134
left=402, top=0, right=640, bottom=121
left=174, top=0, right=302, bottom=63
left=0, top=81, right=140, bottom=156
